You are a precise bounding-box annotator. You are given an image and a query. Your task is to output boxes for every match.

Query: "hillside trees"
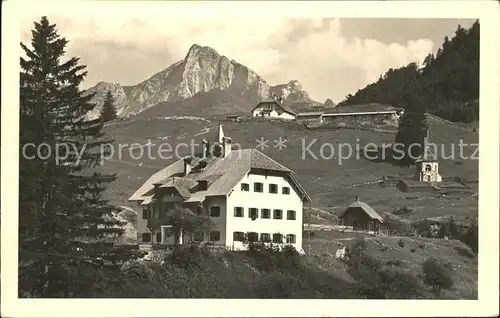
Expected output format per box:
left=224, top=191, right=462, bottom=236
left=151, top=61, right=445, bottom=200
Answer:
left=19, top=16, right=137, bottom=297
left=100, top=90, right=118, bottom=122
left=393, top=87, right=429, bottom=165
left=338, top=21, right=479, bottom=123
left=147, top=205, right=212, bottom=246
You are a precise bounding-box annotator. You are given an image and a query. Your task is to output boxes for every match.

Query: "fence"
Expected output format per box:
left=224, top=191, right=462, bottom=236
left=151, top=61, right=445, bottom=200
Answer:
left=304, top=223, right=354, bottom=232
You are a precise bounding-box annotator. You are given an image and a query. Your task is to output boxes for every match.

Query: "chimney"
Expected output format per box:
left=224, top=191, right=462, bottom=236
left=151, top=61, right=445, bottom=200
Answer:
left=279, top=96, right=284, bottom=104
left=222, top=136, right=232, bottom=158
left=217, top=125, right=225, bottom=144
left=356, top=196, right=360, bottom=202
left=183, top=157, right=192, bottom=176
left=202, top=138, right=209, bottom=158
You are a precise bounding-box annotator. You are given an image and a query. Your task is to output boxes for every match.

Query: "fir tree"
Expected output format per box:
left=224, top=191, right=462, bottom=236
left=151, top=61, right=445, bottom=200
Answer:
left=100, top=90, right=118, bottom=122
left=19, top=16, right=138, bottom=297
left=393, top=90, right=428, bottom=166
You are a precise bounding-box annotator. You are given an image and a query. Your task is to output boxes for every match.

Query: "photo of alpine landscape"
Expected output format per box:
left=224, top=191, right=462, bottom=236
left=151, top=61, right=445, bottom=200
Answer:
left=16, top=8, right=482, bottom=300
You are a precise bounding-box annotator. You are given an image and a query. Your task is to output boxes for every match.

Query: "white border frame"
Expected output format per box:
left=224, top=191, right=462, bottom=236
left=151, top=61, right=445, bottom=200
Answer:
left=2, top=1, right=499, bottom=317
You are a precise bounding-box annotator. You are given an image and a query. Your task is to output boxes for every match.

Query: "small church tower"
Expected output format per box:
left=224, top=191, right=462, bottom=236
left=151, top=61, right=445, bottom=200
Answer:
left=414, top=128, right=442, bottom=182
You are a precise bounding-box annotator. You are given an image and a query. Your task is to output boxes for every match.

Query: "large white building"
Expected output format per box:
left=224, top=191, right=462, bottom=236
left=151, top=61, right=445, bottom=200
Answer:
left=129, top=126, right=311, bottom=252
left=251, top=95, right=296, bottom=120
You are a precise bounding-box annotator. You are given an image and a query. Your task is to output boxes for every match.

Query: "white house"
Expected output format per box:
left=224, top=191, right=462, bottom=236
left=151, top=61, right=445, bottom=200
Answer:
left=251, top=95, right=296, bottom=120
left=129, top=126, right=311, bottom=252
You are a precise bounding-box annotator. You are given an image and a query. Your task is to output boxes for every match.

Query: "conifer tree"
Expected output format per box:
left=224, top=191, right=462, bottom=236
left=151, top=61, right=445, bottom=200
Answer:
left=19, top=16, right=137, bottom=297
left=393, top=89, right=428, bottom=166
left=100, top=90, right=118, bottom=122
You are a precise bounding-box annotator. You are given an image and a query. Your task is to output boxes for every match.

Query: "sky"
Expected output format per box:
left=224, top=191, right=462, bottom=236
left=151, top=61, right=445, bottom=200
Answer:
left=19, top=4, right=475, bottom=103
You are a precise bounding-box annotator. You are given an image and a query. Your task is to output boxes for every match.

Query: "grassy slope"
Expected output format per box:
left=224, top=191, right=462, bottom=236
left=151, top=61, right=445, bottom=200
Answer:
left=303, top=231, right=477, bottom=299
left=96, top=114, right=477, bottom=299
left=99, top=114, right=478, bottom=224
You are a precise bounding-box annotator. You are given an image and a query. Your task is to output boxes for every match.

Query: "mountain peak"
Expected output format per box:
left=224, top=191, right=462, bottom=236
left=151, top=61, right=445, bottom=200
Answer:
left=287, top=80, right=302, bottom=87
left=185, top=44, right=220, bottom=60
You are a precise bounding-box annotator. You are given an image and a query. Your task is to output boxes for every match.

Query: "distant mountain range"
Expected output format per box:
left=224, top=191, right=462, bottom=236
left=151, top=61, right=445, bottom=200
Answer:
left=85, top=44, right=331, bottom=119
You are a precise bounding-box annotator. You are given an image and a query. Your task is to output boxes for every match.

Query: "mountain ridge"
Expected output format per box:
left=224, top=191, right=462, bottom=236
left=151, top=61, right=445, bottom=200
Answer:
left=85, top=44, right=325, bottom=118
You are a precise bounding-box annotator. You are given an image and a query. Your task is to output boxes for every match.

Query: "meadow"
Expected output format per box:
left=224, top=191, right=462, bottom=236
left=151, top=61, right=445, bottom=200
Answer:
left=99, top=114, right=478, bottom=225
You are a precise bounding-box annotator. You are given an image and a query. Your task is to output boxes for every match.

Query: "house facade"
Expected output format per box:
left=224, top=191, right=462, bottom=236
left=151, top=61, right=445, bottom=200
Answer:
left=129, top=126, right=310, bottom=252
left=251, top=95, right=296, bottom=120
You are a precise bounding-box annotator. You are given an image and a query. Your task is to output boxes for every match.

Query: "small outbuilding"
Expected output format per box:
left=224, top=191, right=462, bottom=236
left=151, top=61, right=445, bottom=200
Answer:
left=338, top=196, right=384, bottom=232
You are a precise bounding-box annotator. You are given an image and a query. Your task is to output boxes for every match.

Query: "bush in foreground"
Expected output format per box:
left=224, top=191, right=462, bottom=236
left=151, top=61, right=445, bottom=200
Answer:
left=422, top=258, right=455, bottom=297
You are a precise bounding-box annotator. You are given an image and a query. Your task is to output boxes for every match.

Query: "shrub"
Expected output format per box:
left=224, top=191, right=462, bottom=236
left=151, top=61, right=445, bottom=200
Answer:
left=410, top=248, right=416, bottom=253
left=385, top=260, right=403, bottom=267
left=422, top=258, right=455, bottom=297
left=350, top=237, right=367, bottom=256
left=380, top=246, right=389, bottom=252
left=169, top=244, right=210, bottom=269
left=393, top=206, right=413, bottom=216
left=460, top=221, right=478, bottom=254
left=384, top=215, right=414, bottom=236
left=397, top=239, right=405, bottom=248
left=419, top=243, right=426, bottom=249
left=373, top=269, right=429, bottom=299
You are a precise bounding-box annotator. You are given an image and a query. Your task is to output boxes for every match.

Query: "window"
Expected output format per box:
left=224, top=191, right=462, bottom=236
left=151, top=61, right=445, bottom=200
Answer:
left=273, top=209, right=283, bottom=219
left=249, top=208, right=258, bottom=219
left=234, top=207, right=244, bottom=217
left=282, top=187, right=290, bottom=195
left=254, top=182, right=263, bottom=193
left=287, top=210, right=296, bottom=220
left=260, top=233, right=271, bottom=242
left=248, top=232, right=259, bottom=242
left=269, top=183, right=278, bottom=194
left=156, top=232, right=162, bottom=243
left=286, top=234, right=296, bottom=244
left=261, top=208, right=271, bottom=219
left=210, top=206, right=221, bottom=217
left=142, top=207, right=151, bottom=219
left=425, top=164, right=432, bottom=172
left=272, top=233, right=283, bottom=243
left=209, top=231, right=220, bottom=242
left=233, top=231, right=245, bottom=242
left=241, top=183, right=250, bottom=191
left=194, top=231, right=204, bottom=242
left=142, top=233, right=151, bottom=243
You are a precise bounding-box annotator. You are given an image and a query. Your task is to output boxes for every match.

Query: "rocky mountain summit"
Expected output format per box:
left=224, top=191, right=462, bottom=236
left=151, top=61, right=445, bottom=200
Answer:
left=86, top=44, right=321, bottom=118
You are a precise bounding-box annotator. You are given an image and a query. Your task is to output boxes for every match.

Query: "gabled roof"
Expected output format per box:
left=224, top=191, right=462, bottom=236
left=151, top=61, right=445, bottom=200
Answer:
left=338, top=200, right=384, bottom=222
left=129, top=148, right=310, bottom=204
left=251, top=99, right=296, bottom=116
left=128, top=159, right=184, bottom=201
left=159, top=177, right=197, bottom=198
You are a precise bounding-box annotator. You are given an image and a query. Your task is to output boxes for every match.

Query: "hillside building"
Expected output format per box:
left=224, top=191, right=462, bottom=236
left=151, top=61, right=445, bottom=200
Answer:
left=414, top=129, right=442, bottom=183
left=338, top=197, right=384, bottom=232
left=129, top=126, right=311, bottom=252
left=251, top=94, right=296, bottom=120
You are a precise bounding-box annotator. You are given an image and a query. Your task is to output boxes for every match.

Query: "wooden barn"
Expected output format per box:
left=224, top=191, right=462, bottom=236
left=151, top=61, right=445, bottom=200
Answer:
left=338, top=197, right=384, bottom=232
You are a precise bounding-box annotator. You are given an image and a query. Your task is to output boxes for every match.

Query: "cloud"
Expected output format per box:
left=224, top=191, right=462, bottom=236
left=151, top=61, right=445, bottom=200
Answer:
left=20, top=11, right=435, bottom=103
